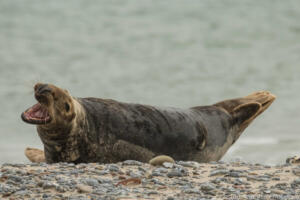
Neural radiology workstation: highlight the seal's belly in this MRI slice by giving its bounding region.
[107,104,208,158]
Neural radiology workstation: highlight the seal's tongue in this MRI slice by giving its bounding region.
[21,103,51,124]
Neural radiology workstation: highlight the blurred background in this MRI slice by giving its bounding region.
[0,0,299,164]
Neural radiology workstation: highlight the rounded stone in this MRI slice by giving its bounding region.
[77,184,93,193]
[149,155,175,166]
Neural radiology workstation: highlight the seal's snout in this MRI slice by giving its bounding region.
[34,83,53,105]
[35,83,52,95]
[244,91,276,114]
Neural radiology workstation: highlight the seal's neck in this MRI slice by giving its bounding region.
[37,98,88,163]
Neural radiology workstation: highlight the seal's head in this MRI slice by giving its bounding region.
[21,83,76,127]
[214,91,276,143]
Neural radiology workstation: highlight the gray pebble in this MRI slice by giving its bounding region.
[85,178,99,187]
[293,168,300,176]
[129,171,143,178]
[183,188,201,194]
[14,190,30,196]
[42,181,57,189]
[97,170,109,175]
[8,175,23,183]
[200,183,215,191]
[56,185,67,193]
[150,178,165,185]
[147,190,158,195]
[167,197,175,200]
[138,166,147,172]
[42,193,51,198]
[177,161,197,168]
[295,178,300,184]
[163,162,174,168]
[272,177,281,181]
[209,169,229,176]
[247,176,269,182]
[153,167,168,174]
[228,171,243,177]
[123,160,143,166]
[167,169,183,178]
[77,184,93,193]
[107,164,119,172]
[263,190,271,194]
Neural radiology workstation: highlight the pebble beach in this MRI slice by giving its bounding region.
[1,160,300,200]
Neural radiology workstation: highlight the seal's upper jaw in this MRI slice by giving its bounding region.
[21,83,53,125]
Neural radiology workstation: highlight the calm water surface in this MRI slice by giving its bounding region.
[0,0,299,164]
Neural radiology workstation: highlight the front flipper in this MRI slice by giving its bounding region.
[25,147,46,163]
[112,140,155,162]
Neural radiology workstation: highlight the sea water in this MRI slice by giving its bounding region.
[0,0,299,164]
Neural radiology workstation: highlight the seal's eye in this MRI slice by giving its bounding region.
[65,103,70,112]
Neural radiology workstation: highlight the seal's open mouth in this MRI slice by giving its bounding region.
[21,103,51,125]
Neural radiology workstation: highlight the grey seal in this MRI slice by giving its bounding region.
[21,83,275,163]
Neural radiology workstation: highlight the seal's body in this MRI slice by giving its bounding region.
[22,83,275,163]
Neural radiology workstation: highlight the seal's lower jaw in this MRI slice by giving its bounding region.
[21,103,51,125]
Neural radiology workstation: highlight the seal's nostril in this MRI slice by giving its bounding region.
[35,84,52,94]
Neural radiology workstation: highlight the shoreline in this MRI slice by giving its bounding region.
[0,160,300,199]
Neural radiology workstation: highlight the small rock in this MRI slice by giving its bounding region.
[228,171,243,177]
[183,188,201,194]
[163,162,174,168]
[97,170,109,175]
[108,164,119,172]
[42,181,57,189]
[149,155,175,166]
[85,178,99,186]
[56,185,67,193]
[200,183,215,191]
[153,167,168,174]
[129,171,143,178]
[15,190,30,196]
[177,161,197,168]
[8,175,23,183]
[275,183,288,191]
[123,160,143,166]
[144,171,152,179]
[271,189,284,195]
[42,193,50,198]
[293,168,300,176]
[151,171,163,177]
[147,190,158,195]
[292,178,300,185]
[77,184,93,193]
[166,197,175,200]
[167,169,183,178]
[138,166,147,172]
[209,169,229,176]
[272,177,280,181]
[263,190,271,194]
[150,178,165,185]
